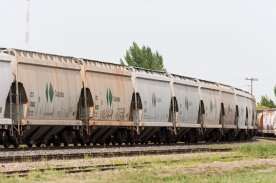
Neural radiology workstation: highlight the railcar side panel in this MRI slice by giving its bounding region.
[246,98,254,129]
[200,88,220,126]
[257,111,264,131]
[18,64,82,120]
[0,60,13,121]
[236,95,247,129]
[136,78,171,123]
[174,84,200,124]
[258,110,276,133]
[221,92,236,126]
[252,101,257,128]
[86,71,133,121]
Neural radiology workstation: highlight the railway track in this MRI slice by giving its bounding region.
[0,140,262,177]
[1,144,235,177]
[4,162,147,177]
[0,144,233,163]
[256,136,276,141]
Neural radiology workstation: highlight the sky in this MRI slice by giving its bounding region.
[1,0,276,101]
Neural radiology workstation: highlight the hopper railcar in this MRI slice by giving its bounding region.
[0,48,257,147]
[257,109,276,136]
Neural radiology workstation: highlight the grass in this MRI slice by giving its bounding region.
[2,141,276,183]
[238,143,276,158]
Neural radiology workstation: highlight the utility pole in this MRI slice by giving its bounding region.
[25,0,31,48]
[245,77,258,94]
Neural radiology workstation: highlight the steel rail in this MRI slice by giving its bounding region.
[0,144,233,163]
[1,146,233,177]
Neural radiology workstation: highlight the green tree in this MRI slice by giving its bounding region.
[121,42,165,71]
[258,95,276,108]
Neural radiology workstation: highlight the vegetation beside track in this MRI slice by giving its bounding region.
[1,139,276,183]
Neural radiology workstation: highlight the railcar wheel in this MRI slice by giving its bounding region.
[10,136,19,148]
[36,142,42,147]
[104,137,111,145]
[2,131,10,148]
[53,135,61,147]
[115,130,128,145]
[185,129,198,144]
[53,142,61,147]
[26,142,33,148]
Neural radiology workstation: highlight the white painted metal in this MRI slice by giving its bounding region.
[235,95,248,129]
[134,70,171,123]
[221,91,236,126]
[174,83,200,125]
[0,55,13,123]
[200,88,221,125]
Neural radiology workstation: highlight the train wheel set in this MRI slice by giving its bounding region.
[0,48,257,148]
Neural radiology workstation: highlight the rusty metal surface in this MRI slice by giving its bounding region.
[84,60,133,122]
[257,110,276,133]
[16,51,82,121]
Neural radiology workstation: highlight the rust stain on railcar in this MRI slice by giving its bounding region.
[15,51,83,121]
[257,109,276,132]
[84,60,133,122]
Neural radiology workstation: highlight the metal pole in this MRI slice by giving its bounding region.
[245,77,258,95]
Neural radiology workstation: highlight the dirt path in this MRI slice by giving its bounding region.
[179,159,276,174]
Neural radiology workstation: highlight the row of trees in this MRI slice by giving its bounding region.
[257,87,276,109]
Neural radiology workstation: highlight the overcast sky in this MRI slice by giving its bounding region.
[1,0,276,101]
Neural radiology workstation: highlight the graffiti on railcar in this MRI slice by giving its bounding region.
[100,109,113,120]
[27,91,36,117]
[97,88,124,120]
[115,108,126,120]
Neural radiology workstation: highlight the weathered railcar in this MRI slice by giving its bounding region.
[0,49,84,147]
[130,68,175,143]
[171,74,201,142]
[82,59,134,144]
[235,89,256,138]
[0,48,257,147]
[257,109,276,135]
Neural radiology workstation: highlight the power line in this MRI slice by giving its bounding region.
[245,77,258,95]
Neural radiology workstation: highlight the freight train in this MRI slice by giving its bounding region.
[0,48,257,148]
